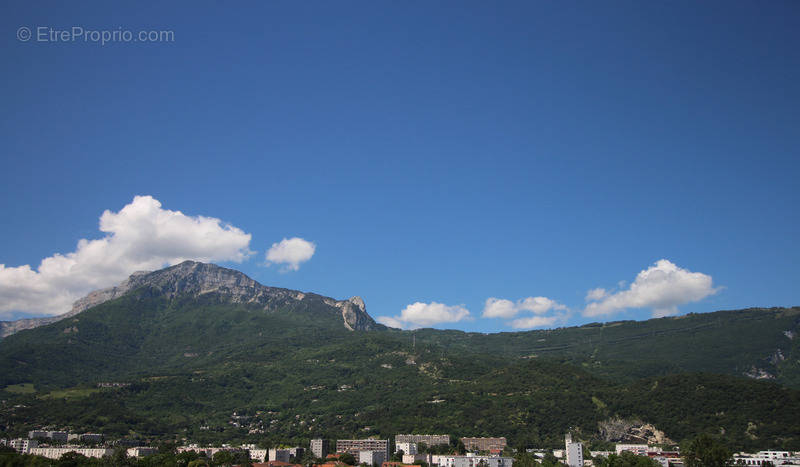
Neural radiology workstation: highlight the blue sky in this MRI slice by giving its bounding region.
[1,1,798,332]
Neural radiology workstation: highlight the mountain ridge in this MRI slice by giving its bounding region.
[0,260,377,337]
[0,262,799,449]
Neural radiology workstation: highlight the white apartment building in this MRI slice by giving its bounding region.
[28,447,114,460]
[337,439,390,459]
[10,439,37,453]
[616,445,650,456]
[566,434,583,467]
[127,447,158,458]
[311,439,330,458]
[405,454,434,465]
[360,450,387,466]
[397,442,418,455]
[177,446,236,458]
[250,449,268,462]
[734,451,800,466]
[431,453,514,467]
[396,435,450,447]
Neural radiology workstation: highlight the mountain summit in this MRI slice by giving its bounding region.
[0,261,378,337]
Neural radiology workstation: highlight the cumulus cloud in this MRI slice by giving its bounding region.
[265,237,316,272]
[482,298,517,318]
[376,302,471,329]
[482,296,568,329]
[482,296,567,318]
[583,259,719,318]
[0,195,253,319]
[585,288,608,301]
[510,315,560,329]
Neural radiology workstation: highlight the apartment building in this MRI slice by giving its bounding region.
[461,438,507,453]
[10,439,37,454]
[127,447,158,458]
[565,434,583,467]
[28,447,114,460]
[395,435,450,447]
[312,439,330,458]
[615,444,649,456]
[270,448,305,462]
[432,453,513,467]
[396,442,418,455]
[360,450,387,466]
[337,439,390,459]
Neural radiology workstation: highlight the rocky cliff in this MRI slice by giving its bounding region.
[0,261,378,337]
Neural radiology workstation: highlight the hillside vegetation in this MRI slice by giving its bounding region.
[1,265,799,451]
[413,307,800,386]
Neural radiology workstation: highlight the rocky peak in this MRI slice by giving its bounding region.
[348,296,366,310]
[1,261,378,337]
[329,296,374,331]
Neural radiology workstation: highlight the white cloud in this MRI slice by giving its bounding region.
[0,195,253,319]
[482,298,517,318]
[375,316,405,329]
[482,296,568,330]
[585,288,608,301]
[482,296,567,318]
[583,259,719,318]
[510,315,560,329]
[265,237,316,272]
[376,302,471,329]
[519,296,567,314]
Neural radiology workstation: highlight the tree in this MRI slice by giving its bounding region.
[232,450,253,467]
[513,451,540,467]
[455,441,466,455]
[596,452,659,467]
[212,450,235,466]
[177,450,201,466]
[541,452,561,467]
[683,434,732,467]
[107,446,134,467]
[57,452,91,467]
[339,453,357,465]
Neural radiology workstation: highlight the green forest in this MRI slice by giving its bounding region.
[1,290,799,451]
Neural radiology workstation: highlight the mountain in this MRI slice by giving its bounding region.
[0,260,378,338]
[0,262,799,450]
[412,306,800,388]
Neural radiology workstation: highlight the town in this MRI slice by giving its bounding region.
[2,431,799,467]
